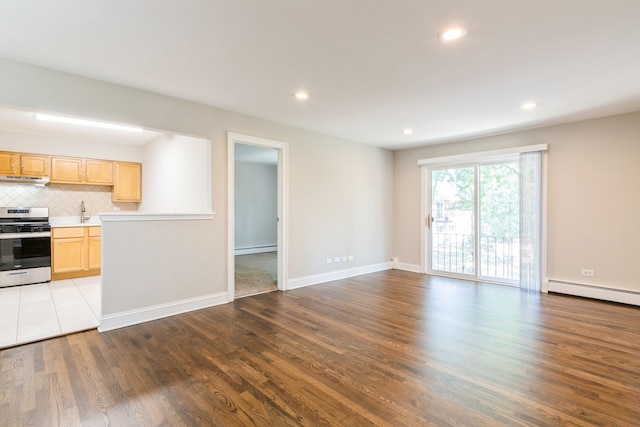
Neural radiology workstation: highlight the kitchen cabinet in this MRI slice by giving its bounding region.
[52,226,101,280]
[87,227,102,270]
[85,159,114,185]
[0,151,50,176]
[2,149,142,202]
[113,161,142,202]
[0,152,14,175]
[50,156,113,185]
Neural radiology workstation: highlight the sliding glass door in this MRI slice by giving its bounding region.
[428,157,530,286]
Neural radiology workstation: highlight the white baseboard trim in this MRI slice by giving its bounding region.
[99,291,229,332]
[395,262,423,273]
[548,280,640,306]
[287,262,392,290]
[541,279,550,293]
[235,246,277,256]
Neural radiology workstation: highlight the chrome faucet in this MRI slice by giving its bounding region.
[81,201,91,223]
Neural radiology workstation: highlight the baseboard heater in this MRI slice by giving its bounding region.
[547,280,640,307]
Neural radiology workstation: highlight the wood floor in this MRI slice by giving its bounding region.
[1,270,639,426]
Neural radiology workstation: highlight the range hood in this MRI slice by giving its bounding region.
[0,175,50,187]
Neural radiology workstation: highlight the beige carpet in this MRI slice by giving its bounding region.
[235,251,277,298]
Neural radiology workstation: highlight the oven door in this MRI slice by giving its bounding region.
[0,232,51,287]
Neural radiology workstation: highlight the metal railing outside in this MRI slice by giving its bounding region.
[431,233,520,282]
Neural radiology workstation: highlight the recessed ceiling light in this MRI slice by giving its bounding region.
[439,26,468,42]
[294,91,309,100]
[521,101,539,110]
[34,113,143,132]
[402,128,413,135]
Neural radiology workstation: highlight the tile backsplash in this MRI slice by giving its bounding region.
[0,183,138,217]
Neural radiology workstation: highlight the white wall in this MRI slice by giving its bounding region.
[289,134,393,278]
[0,58,394,324]
[99,214,221,330]
[234,161,277,250]
[393,111,640,294]
[0,128,143,162]
[139,133,211,213]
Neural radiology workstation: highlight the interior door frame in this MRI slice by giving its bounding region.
[227,132,289,301]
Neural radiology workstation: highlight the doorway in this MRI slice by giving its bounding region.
[227,133,288,301]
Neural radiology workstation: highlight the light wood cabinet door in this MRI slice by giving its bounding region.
[52,237,85,273]
[20,154,50,176]
[87,227,101,270]
[88,236,101,270]
[51,157,83,183]
[85,159,113,185]
[0,152,19,175]
[113,162,142,202]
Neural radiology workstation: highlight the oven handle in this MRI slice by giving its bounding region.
[0,232,51,239]
[8,271,29,276]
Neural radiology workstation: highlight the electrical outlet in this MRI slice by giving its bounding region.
[334,257,340,263]
[326,258,332,264]
[342,256,347,262]
[348,256,354,262]
[581,269,595,277]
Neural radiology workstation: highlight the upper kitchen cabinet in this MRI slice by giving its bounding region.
[21,154,50,176]
[51,156,113,185]
[0,152,16,175]
[0,151,50,176]
[85,159,114,185]
[113,161,142,202]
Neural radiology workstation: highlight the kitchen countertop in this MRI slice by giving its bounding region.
[50,216,101,227]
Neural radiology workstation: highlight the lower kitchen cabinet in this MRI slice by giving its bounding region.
[87,227,102,270]
[52,226,101,280]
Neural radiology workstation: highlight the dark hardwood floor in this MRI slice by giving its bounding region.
[1,270,639,426]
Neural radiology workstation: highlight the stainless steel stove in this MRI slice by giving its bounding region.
[0,207,51,287]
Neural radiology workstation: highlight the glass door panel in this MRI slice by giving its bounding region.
[430,166,475,276]
[478,160,520,284]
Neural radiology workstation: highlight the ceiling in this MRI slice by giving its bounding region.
[0,106,163,146]
[0,1,639,150]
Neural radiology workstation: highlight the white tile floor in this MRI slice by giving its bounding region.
[0,276,100,349]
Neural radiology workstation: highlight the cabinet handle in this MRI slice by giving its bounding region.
[11,163,14,173]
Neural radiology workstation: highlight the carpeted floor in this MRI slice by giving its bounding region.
[235,251,277,298]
